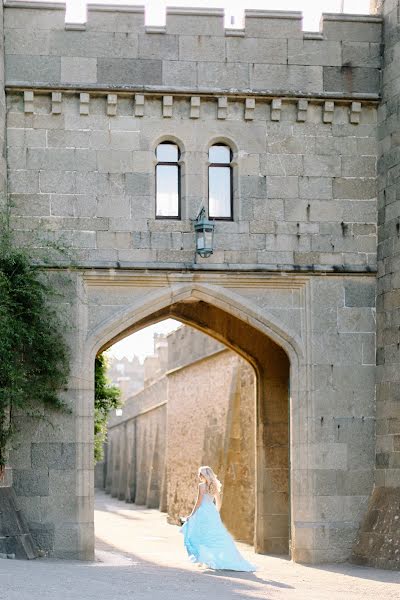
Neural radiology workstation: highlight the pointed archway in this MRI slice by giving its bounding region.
[90,293,292,555]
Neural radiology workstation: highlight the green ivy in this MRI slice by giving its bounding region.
[94,353,122,463]
[0,233,71,474]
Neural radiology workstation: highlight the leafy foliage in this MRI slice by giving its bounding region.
[0,235,70,474]
[94,353,122,463]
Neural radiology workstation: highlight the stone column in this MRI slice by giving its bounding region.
[352,0,400,570]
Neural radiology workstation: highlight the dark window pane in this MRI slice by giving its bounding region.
[156,143,179,162]
[156,165,179,217]
[209,145,231,164]
[209,166,231,218]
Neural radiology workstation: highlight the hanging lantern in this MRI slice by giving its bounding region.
[194,207,215,258]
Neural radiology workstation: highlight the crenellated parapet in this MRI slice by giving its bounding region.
[3,2,383,98]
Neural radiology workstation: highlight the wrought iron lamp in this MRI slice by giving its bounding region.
[194,207,215,258]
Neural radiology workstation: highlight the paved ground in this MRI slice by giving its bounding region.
[1,490,399,600]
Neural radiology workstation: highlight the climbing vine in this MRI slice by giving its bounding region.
[94,353,122,463]
[0,227,71,476]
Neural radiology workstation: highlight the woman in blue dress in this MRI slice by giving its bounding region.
[179,465,256,571]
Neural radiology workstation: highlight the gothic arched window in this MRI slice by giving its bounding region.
[156,142,181,219]
[208,144,233,220]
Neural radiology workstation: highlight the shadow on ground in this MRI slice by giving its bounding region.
[95,535,291,598]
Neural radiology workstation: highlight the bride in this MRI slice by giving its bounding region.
[179,465,256,571]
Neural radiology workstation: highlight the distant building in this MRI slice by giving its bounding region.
[107,356,144,402]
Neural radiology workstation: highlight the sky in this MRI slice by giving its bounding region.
[66,1,372,30]
[107,319,182,362]
[66,0,371,360]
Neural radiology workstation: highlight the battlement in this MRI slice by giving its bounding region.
[3,2,383,98]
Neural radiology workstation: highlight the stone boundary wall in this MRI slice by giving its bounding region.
[4,4,382,98]
[105,377,167,508]
[166,324,224,372]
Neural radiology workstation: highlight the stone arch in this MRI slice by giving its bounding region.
[80,281,303,558]
[88,282,302,367]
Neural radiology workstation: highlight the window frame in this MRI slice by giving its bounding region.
[155,141,181,220]
[207,144,233,221]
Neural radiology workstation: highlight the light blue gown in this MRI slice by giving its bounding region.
[179,487,257,571]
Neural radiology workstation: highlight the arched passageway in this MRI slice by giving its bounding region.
[97,299,290,556]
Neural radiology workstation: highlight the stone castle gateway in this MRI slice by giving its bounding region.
[0,0,399,569]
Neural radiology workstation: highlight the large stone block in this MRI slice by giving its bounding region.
[31,443,76,470]
[162,60,197,87]
[342,42,381,68]
[299,177,333,200]
[323,19,382,43]
[5,29,50,56]
[166,11,224,36]
[6,55,60,83]
[126,173,151,195]
[97,150,133,173]
[288,39,341,66]
[61,57,97,84]
[4,8,66,30]
[50,30,138,59]
[338,307,376,332]
[197,62,250,89]
[342,156,377,177]
[9,193,50,217]
[323,66,381,95]
[47,129,90,149]
[40,171,76,194]
[333,178,376,199]
[267,176,298,198]
[8,171,39,194]
[97,59,162,86]
[179,35,225,62]
[226,37,287,64]
[303,155,341,177]
[344,280,376,307]
[240,175,267,198]
[138,33,178,60]
[261,154,303,176]
[86,10,144,33]
[244,12,303,39]
[13,469,49,497]
[250,64,323,93]
[97,195,130,218]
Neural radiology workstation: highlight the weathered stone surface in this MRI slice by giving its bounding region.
[345,280,376,307]
[324,66,381,95]
[6,54,60,82]
[97,58,162,86]
[288,40,342,66]
[0,3,390,569]
[352,488,400,570]
[13,470,49,497]
[31,443,76,470]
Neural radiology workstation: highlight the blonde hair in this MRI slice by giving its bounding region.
[198,465,222,496]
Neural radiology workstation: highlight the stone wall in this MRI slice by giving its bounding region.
[106,377,167,508]
[4,5,380,273]
[4,7,382,96]
[1,3,384,565]
[102,325,256,544]
[166,349,255,544]
[352,0,400,570]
